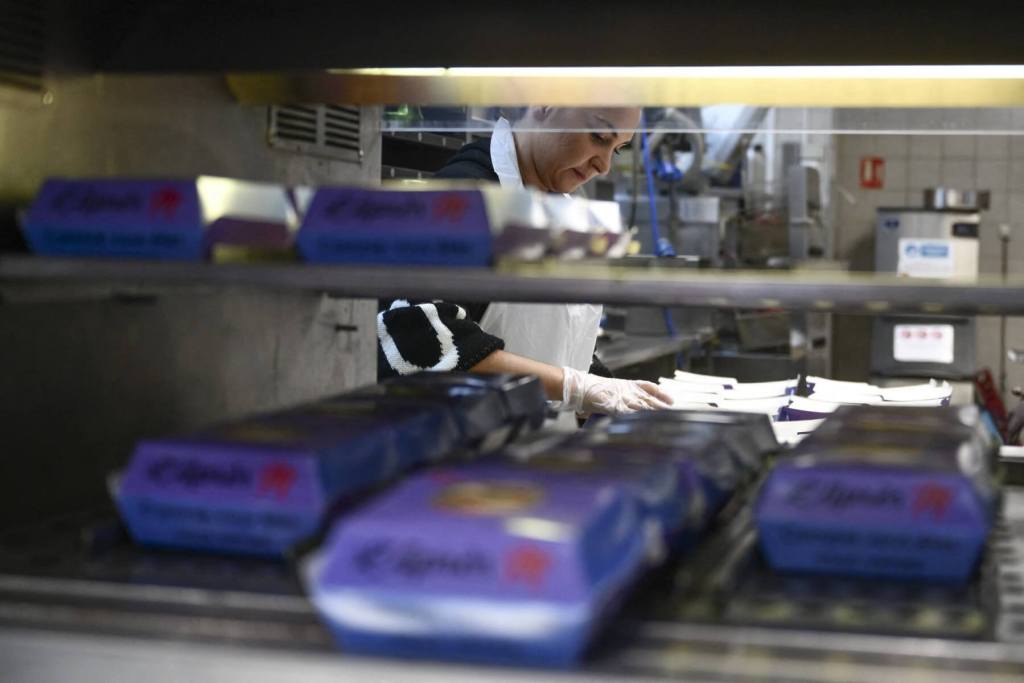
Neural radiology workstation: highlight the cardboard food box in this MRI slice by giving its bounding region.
[23,176,298,260]
[304,462,647,667]
[113,399,454,557]
[756,405,998,583]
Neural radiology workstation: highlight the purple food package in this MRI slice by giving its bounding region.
[370,372,547,450]
[756,405,998,583]
[304,462,647,667]
[22,178,204,259]
[575,427,737,528]
[500,446,698,562]
[286,395,461,470]
[22,176,298,261]
[296,186,493,266]
[605,411,773,481]
[113,399,450,557]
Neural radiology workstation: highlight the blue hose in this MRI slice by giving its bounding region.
[640,127,676,259]
[639,120,681,359]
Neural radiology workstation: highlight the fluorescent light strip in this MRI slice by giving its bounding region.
[347,65,1024,79]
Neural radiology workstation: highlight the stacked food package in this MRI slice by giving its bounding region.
[756,404,999,583]
[110,373,782,666]
[21,178,628,265]
[112,373,546,557]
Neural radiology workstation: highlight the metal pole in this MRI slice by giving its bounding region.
[1000,223,1012,397]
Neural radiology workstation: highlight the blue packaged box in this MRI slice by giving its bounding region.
[577,427,739,527]
[283,395,462,470]
[304,462,647,667]
[610,410,778,472]
[502,446,698,562]
[22,176,298,260]
[112,398,454,557]
[363,373,547,452]
[756,405,998,583]
[296,186,493,266]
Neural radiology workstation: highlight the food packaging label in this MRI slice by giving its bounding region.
[23,177,298,260]
[297,187,492,266]
[757,465,991,582]
[305,463,646,666]
[756,405,997,582]
[23,178,204,259]
[114,402,446,556]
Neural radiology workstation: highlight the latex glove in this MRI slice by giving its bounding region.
[562,366,674,416]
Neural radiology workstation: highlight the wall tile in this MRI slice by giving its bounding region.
[1011,195,1024,225]
[908,159,942,190]
[909,135,944,159]
[978,109,1013,129]
[977,160,1010,191]
[841,133,878,158]
[979,218,1007,274]
[978,135,1012,160]
[882,159,909,191]
[1011,161,1024,192]
[1012,136,1024,159]
[874,189,910,210]
[976,315,1002,370]
[875,134,910,158]
[941,135,976,159]
[938,109,980,129]
[987,194,1011,223]
[940,159,976,188]
[1010,227,1024,261]
[837,154,863,188]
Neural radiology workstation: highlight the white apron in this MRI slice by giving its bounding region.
[480,118,603,413]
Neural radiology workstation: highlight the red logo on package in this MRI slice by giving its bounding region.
[859,157,885,189]
[432,194,469,222]
[149,187,184,218]
[912,483,953,519]
[504,544,552,588]
[258,462,297,499]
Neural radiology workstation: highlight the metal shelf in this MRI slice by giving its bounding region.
[384,130,468,150]
[596,333,710,372]
[3,486,1024,682]
[3,256,1024,315]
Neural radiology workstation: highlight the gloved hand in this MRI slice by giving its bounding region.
[562,366,674,416]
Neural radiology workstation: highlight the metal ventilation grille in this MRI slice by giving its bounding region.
[0,0,45,92]
[268,105,363,162]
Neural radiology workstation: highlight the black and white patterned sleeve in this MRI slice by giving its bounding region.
[376,299,505,379]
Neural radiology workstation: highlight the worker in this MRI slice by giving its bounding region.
[377,107,672,416]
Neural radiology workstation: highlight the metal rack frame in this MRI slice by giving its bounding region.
[4,256,1024,315]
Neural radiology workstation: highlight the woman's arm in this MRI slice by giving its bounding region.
[471,349,565,400]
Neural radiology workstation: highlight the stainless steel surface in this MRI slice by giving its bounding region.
[5,257,1024,314]
[874,209,980,277]
[2,483,1023,682]
[0,628,668,683]
[924,187,991,211]
[596,333,708,372]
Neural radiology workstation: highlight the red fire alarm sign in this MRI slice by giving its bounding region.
[860,156,885,189]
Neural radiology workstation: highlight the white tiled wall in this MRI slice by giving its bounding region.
[832,108,1024,404]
